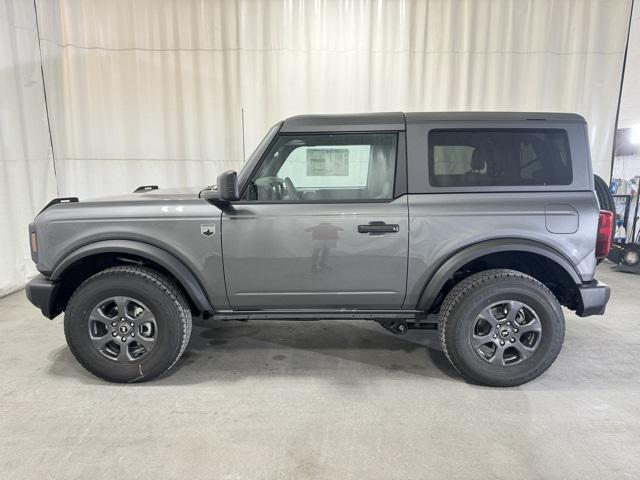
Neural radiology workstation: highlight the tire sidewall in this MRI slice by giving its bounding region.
[446,277,565,386]
[65,271,186,382]
[594,174,615,213]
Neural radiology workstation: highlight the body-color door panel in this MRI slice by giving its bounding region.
[221,198,409,310]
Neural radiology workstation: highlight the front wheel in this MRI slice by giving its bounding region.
[64,266,192,383]
[439,269,565,387]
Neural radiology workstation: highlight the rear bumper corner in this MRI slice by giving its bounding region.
[575,280,610,317]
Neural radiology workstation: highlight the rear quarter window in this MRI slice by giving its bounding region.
[428,129,573,187]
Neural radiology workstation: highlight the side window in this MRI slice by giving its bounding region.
[428,129,573,187]
[244,133,397,201]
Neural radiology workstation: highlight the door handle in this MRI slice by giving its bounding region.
[357,221,400,235]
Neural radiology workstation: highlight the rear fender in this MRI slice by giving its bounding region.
[416,238,582,312]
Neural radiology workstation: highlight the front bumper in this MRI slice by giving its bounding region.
[575,280,610,317]
[25,274,61,319]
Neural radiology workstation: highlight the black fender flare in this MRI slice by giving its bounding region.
[416,238,582,311]
[50,240,213,312]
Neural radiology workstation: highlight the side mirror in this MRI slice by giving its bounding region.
[217,170,239,201]
[201,170,239,203]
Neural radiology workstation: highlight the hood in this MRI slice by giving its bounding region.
[36,186,209,218]
[86,186,205,203]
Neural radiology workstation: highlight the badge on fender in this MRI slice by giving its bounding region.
[200,224,216,237]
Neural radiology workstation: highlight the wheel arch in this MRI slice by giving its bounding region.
[417,238,582,313]
[50,240,214,315]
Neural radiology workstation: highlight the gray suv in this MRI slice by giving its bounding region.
[26,112,612,386]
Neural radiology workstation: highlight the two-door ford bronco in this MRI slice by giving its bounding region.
[26,112,612,386]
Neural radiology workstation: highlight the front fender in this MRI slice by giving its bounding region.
[50,240,213,313]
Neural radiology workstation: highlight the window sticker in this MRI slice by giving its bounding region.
[306,149,349,176]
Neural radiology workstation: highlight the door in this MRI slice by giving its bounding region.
[221,131,408,310]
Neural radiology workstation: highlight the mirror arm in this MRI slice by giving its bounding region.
[200,189,229,204]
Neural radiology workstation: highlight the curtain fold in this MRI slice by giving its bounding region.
[0,0,633,295]
[0,0,58,296]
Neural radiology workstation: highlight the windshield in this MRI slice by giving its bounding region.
[237,122,282,188]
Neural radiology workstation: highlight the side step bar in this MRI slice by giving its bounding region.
[210,310,439,335]
[212,309,427,321]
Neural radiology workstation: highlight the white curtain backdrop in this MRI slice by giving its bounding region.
[0,0,58,296]
[0,0,634,295]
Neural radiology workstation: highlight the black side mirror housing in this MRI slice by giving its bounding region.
[201,170,239,203]
[217,170,239,201]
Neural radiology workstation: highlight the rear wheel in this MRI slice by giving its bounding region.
[439,269,565,387]
[64,266,192,383]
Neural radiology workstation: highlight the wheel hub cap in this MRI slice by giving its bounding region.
[87,296,158,362]
[624,250,639,265]
[471,300,542,366]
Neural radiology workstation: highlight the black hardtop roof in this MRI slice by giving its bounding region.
[280,111,586,132]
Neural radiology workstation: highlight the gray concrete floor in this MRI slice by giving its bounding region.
[0,264,639,479]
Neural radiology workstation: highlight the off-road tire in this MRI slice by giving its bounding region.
[64,266,192,383]
[594,174,615,214]
[594,174,616,265]
[439,269,565,387]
